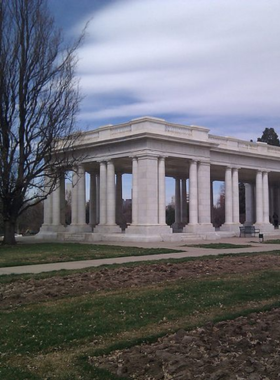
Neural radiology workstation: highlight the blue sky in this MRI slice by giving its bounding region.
[49,0,280,142]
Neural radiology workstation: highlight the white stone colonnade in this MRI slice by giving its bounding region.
[38,117,280,241]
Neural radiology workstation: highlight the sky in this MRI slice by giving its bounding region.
[49,0,280,203]
[48,0,280,142]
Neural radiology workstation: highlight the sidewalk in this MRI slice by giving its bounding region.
[1,237,280,276]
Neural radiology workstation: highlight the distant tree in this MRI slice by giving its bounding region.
[257,128,280,146]
[65,189,72,225]
[123,199,132,225]
[0,0,85,244]
[17,202,43,234]
[166,204,175,226]
[212,185,225,227]
[239,182,245,224]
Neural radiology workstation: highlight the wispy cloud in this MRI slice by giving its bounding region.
[74,0,280,140]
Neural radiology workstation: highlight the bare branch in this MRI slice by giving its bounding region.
[0,0,86,244]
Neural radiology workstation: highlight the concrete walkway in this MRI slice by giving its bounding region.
[1,236,280,276]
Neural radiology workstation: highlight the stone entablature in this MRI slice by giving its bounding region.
[77,117,210,147]
[38,116,280,242]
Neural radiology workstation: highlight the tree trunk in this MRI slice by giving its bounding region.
[3,220,16,245]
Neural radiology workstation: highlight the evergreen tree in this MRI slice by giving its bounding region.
[257,128,280,146]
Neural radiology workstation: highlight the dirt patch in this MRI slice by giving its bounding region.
[1,253,280,309]
[2,253,280,378]
[92,308,280,379]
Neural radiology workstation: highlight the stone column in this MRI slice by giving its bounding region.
[181,179,187,225]
[224,167,233,224]
[71,170,78,225]
[43,193,52,226]
[99,161,107,225]
[255,170,263,224]
[94,160,121,234]
[68,165,91,232]
[116,172,123,226]
[37,174,66,237]
[232,168,240,224]
[254,171,273,231]
[210,180,214,224]
[127,154,171,236]
[96,174,100,224]
[131,157,138,225]
[245,183,254,225]
[59,175,65,226]
[77,166,86,225]
[197,161,212,226]
[269,187,274,220]
[106,160,116,225]
[252,184,256,223]
[220,166,239,232]
[263,171,269,224]
[188,160,198,225]
[158,157,166,225]
[138,155,159,225]
[43,176,52,226]
[52,180,62,226]
[89,173,97,227]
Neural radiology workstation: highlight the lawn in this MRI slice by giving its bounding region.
[184,242,252,249]
[1,252,280,379]
[264,239,280,244]
[0,243,182,267]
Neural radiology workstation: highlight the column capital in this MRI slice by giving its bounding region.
[198,160,210,166]
[256,169,270,174]
[137,154,159,161]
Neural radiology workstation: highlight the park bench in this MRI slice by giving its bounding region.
[239,225,260,237]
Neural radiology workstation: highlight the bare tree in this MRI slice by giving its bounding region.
[17,201,43,234]
[0,0,84,244]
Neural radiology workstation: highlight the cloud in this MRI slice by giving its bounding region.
[75,0,280,139]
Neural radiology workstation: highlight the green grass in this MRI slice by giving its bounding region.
[0,243,181,267]
[184,242,252,249]
[1,265,280,379]
[264,239,280,244]
[1,249,280,285]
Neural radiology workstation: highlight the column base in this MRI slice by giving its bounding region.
[36,224,66,239]
[243,221,254,226]
[94,224,122,234]
[220,223,241,232]
[171,222,185,232]
[67,224,92,233]
[254,223,274,233]
[126,224,172,236]
[183,223,215,233]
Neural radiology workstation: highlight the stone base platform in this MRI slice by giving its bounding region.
[55,230,240,243]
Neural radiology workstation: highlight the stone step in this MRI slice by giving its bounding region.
[62,233,86,241]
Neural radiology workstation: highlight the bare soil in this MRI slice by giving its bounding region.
[1,254,280,309]
[2,253,280,379]
[93,308,280,379]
